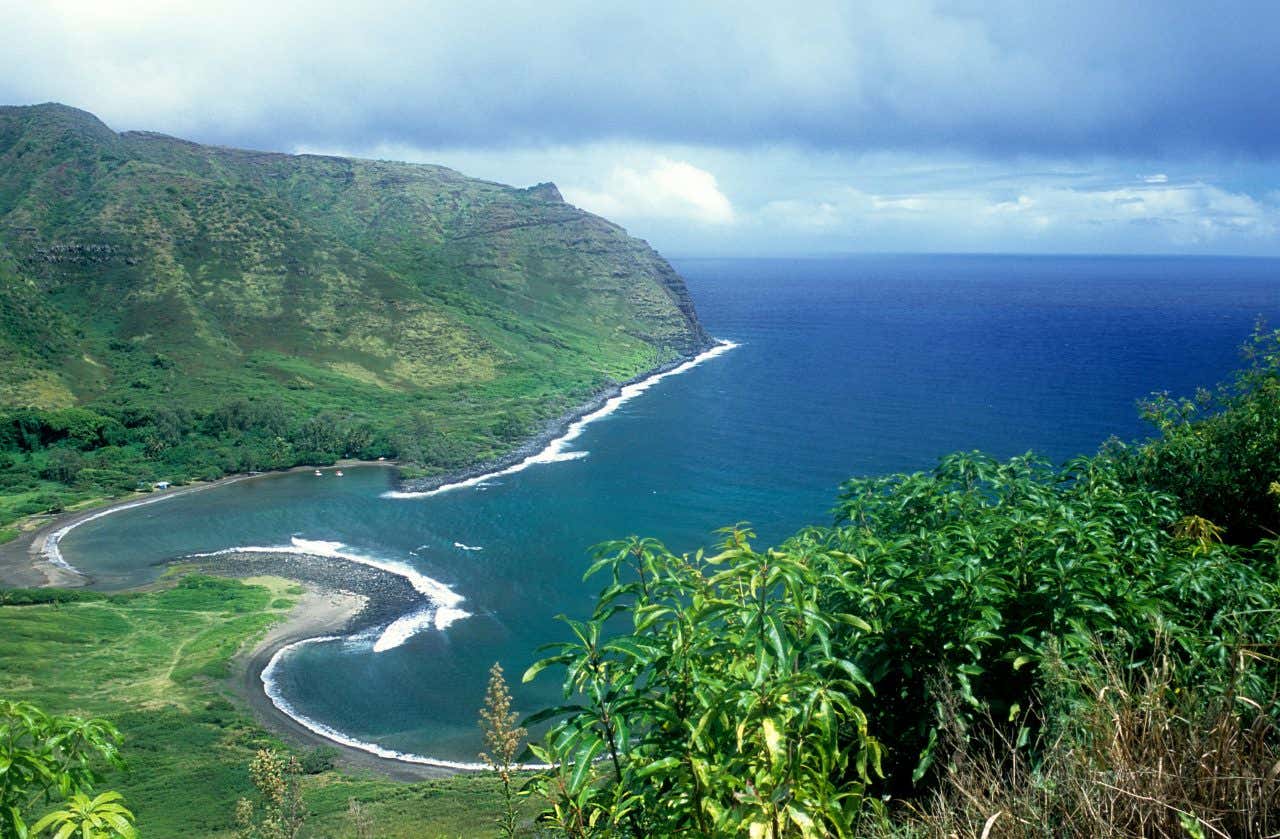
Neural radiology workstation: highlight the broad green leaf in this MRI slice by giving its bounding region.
[568,737,604,794]
[762,717,784,765]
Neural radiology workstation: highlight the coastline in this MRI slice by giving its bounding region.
[225,567,454,781]
[0,340,735,776]
[0,341,730,588]
[0,459,394,589]
[393,340,730,497]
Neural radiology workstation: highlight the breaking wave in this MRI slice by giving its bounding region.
[260,635,553,770]
[187,537,470,652]
[382,340,738,500]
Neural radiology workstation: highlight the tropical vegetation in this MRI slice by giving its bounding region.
[0,102,709,541]
[0,700,132,838]
[521,329,1280,836]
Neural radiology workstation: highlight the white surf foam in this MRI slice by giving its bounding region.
[382,339,738,500]
[188,537,471,651]
[39,479,249,576]
[260,635,551,770]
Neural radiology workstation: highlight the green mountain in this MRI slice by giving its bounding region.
[0,103,709,481]
[0,103,712,526]
[0,103,709,407]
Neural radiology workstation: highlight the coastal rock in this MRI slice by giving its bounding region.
[187,551,421,632]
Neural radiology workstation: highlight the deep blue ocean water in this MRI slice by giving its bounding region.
[59,254,1280,763]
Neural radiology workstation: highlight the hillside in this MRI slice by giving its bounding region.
[0,103,711,529]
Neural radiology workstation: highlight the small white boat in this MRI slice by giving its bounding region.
[314,469,322,476]
[335,470,344,477]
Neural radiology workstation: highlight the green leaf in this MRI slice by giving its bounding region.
[602,636,658,660]
[519,704,584,727]
[568,737,604,794]
[8,807,28,839]
[835,613,873,632]
[636,756,681,778]
[762,717,784,765]
[787,804,817,835]
[521,654,571,684]
[912,728,939,784]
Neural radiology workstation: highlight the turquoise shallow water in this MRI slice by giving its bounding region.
[59,254,1280,763]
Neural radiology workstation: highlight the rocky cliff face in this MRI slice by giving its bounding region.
[0,103,711,417]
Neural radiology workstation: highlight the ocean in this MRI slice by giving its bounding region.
[56,254,1280,764]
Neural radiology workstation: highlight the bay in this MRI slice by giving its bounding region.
[59,254,1280,763]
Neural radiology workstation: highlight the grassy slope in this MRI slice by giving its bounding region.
[0,575,535,837]
[0,103,708,418]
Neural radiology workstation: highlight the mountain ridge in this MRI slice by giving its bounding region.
[0,103,709,408]
[0,103,711,512]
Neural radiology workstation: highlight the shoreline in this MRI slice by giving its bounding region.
[237,594,454,779]
[0,340,735,776]
[0,459,394,589]
[0,341,729,588]
[220,562,455,780]
[393,340,730,497]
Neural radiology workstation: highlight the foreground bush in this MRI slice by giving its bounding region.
[1134,325,1280,544]
[0,699,134,839]
[524,530,882,837]
[821,451,1278,792]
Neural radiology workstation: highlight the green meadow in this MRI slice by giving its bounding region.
[0,575,535,837]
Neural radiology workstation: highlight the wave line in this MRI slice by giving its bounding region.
[187,538,470,650]
[382,339,738,500]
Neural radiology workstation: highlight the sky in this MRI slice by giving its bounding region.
[2,0,1279,256]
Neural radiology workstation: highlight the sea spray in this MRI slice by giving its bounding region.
[187,537,470,651]
[382,339,739,500]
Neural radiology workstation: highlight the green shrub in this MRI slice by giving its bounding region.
[1134,325,1280,544]
[526,450,1280,832]
[300,746,339,775]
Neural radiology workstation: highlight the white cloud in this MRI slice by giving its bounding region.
[757,178,1280,251]
[562,159,734,225]
[759,199,842,230]
[1142,173,1169,183]
[277,139,1280,256]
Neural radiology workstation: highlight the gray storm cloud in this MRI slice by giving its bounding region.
[3,1,1278,255]
[1,0,1277,157]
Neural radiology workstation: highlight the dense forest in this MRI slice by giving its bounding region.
[0,396,479,538]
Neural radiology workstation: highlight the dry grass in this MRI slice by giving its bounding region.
[870,648,1280,838]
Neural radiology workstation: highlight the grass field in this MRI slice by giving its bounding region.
[0,574,537,837]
